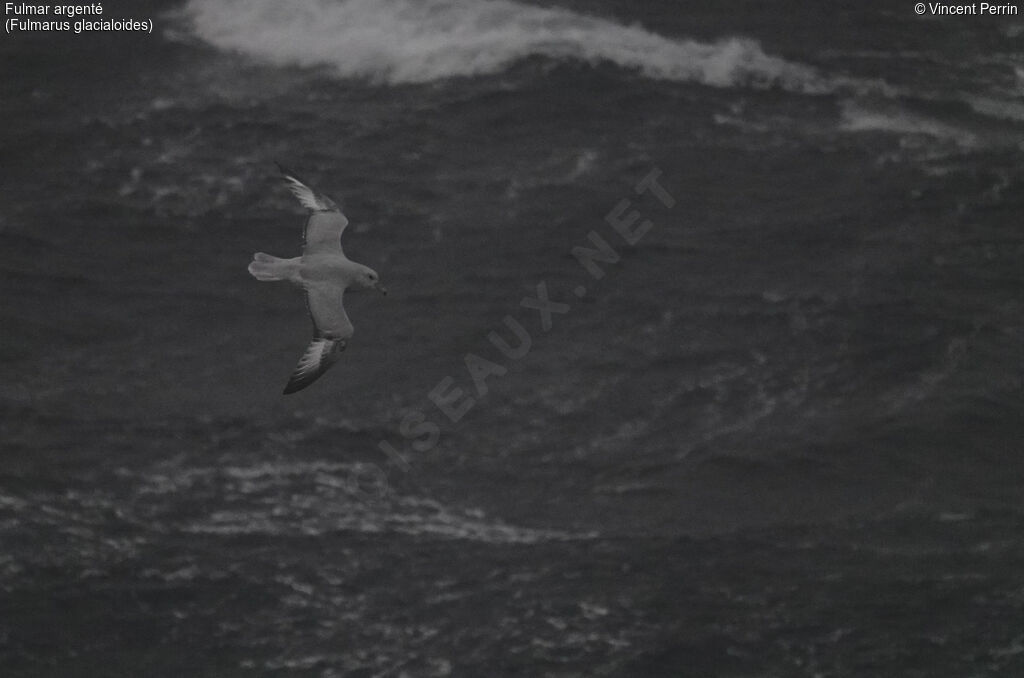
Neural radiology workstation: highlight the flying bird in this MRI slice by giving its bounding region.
[249,164,387,394]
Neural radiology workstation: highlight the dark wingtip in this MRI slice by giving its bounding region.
[282,368,323,395]
[282,370,307,395]
[274,162,315,190]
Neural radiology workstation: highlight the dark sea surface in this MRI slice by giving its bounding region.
[2,1,1023,675]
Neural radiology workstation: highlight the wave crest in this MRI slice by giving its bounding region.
[183,0,828,91]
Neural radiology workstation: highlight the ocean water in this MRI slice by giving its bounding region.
[2,0,1023,675]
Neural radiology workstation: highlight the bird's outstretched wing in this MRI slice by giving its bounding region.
[282,283,354,394]
[276,163,350,255]
[305,284,354,339]
[283,337,347,394]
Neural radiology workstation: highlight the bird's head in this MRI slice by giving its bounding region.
[358,266,387,295]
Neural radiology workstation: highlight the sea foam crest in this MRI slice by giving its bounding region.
[183,0,829,91]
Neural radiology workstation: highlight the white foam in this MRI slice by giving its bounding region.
[966,95,1024,123]
[182,0,829,91]
[839,100,979,147]
[134,459,591,543]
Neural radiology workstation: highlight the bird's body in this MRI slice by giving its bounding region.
[249,165,386,394]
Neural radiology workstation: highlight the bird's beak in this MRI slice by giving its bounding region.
[374,282,388,296]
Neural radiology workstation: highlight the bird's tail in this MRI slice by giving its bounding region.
[248,253,300,282]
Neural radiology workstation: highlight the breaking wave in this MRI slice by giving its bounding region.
[182,0,830,91]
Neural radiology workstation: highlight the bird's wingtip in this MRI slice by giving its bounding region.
[275,162,317,194]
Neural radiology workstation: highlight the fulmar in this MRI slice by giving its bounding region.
[249,164,387,394]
